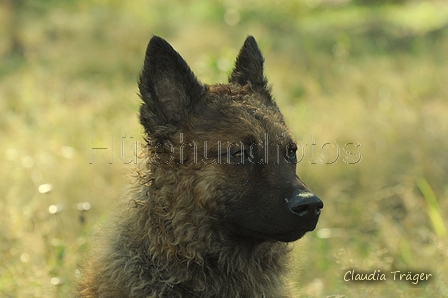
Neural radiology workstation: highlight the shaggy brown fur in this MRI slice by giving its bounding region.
[77,36,323,298]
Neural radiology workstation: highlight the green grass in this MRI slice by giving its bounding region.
[1,0,448,297]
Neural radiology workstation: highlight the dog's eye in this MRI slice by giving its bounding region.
[232,150,245,160]
[286,145,297,160]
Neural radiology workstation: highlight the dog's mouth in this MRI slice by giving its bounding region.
[238,214,321,243]
[278,216,321,242]
[246,227,316,243]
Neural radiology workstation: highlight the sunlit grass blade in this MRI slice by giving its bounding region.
[417,178,447,238]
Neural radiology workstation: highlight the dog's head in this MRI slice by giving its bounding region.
[139,36,323,242]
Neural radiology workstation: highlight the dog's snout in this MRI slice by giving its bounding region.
[287,193,323,217]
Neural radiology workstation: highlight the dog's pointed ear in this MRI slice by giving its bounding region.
[229,36,268,88]
[139,36,204,133]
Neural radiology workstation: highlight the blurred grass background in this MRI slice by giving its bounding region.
[1,0,448,297]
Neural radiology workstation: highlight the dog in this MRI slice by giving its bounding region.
[77,35,323,298]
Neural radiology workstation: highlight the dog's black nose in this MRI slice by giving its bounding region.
[288,193,323,217]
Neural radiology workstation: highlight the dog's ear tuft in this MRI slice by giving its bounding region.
[229,36,268,88]
[139,36,204,134]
